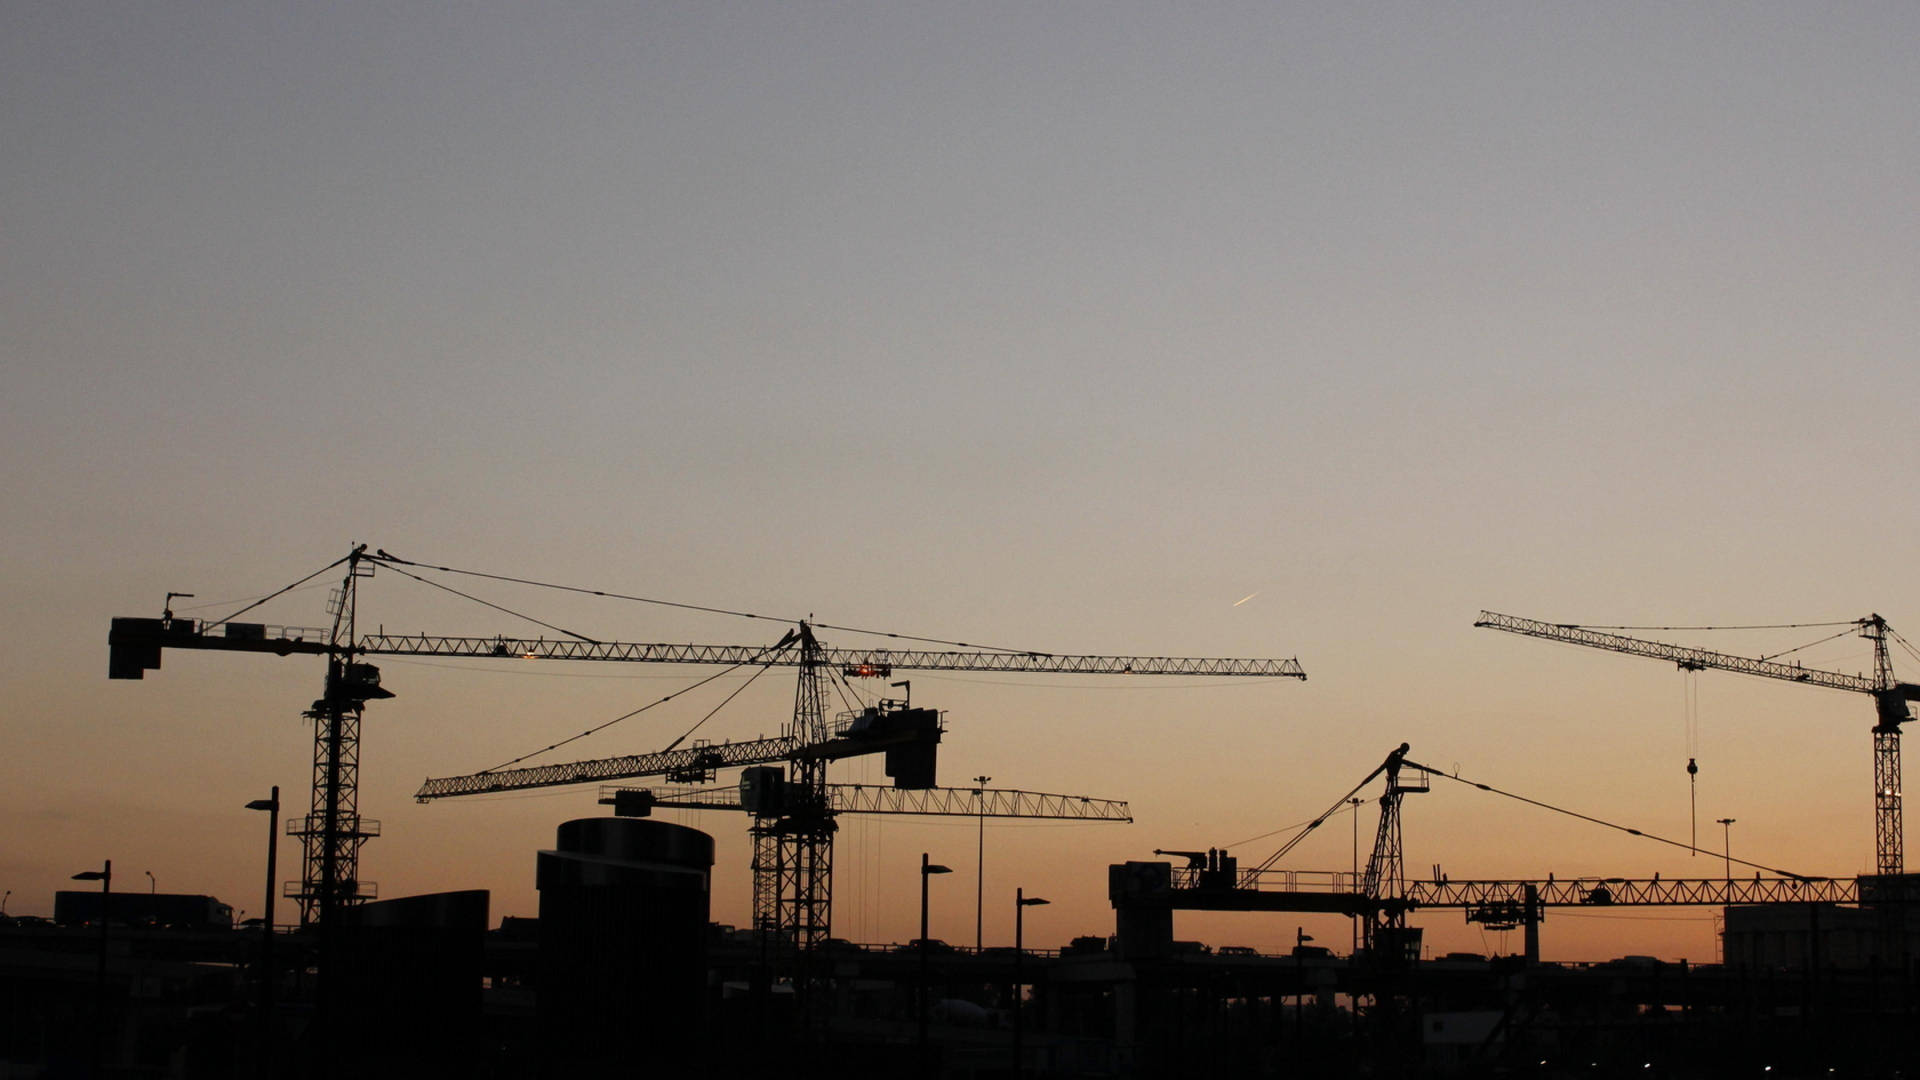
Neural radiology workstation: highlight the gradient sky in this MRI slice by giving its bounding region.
[5,3,1917,962]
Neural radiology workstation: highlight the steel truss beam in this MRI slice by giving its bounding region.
[125,620,1307,679]
[603,782,1131,821]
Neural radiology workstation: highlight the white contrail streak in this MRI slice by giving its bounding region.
[1232,591,1259,607]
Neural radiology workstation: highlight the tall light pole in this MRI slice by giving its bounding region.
[974,775,991,952]
[1349,796,1364,953]
[72,860,111,1077]
[247,787,281,1077]
[919,853,952,1072]
[144,871,155,895]
[1013,888,1049,1077]
[1717,817,1736,886]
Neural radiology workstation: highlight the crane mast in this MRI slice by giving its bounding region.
[1476,610,1920,876]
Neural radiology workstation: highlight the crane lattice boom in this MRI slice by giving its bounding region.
[601,783,1132,821]
[115,619,1305,678]
[1473,611,1881,693]
[418,734,802,800]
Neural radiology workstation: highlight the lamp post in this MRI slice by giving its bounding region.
[1717,817,1736,887]
[919,853,952,1071]
[72,860,111,1076]
[974,775,991,952]
[1350,796,1364,953]
[144,871,155,894]
[1295,926,1315,1042]
[1013,888,1049,1077]
[247,787,280,1078]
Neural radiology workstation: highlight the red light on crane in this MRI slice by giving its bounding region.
[843,663,892,678]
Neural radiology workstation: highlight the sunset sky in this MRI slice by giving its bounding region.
[5,3,1917,962]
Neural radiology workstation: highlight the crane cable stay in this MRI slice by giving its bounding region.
[212,554,980,775]
[1406,759,1813,880]
[477,641,797,775]
[352,565,937,775]
[1240,747,1810,886]
[362,549,1063,656]
[1241,743,1414,879]
[351,550,1289,772]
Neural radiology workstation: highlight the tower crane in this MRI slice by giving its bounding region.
[109,544,1306,935]
[1475,610,1920,876]
[417,618,1301,963]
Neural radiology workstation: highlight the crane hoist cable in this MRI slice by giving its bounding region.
[1683,669,1699,856]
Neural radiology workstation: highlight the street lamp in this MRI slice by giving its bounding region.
[1013,888,1049,1077]
[72,860,111,1076]
[1350,796,1364,952]
[145,871,155,895]
[919,853,952,1071]
[247,786,281,1078]
[974,775,991,952]
[1717,818,1736,886]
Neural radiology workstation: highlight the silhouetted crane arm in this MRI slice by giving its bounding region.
[416,733,802,799]
[113,618,1305,678]
[1473,611,1881,693]
[601,783,1132,821]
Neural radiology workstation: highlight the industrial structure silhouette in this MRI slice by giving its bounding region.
[6,549,1913,1075]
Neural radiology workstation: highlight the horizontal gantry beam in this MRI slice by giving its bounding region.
[1168,868,1858,908]
[1404,876,1858,907]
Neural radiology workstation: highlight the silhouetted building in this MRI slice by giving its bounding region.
[333,889,490,1068]
[52,890,232,929]
[537,817,713,1066]
[1723,901,1920,969]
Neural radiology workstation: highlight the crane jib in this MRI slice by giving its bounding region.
[111,618,1307,678]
